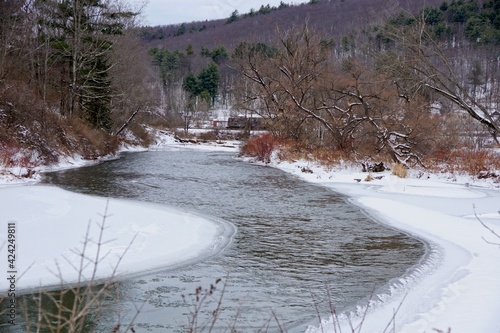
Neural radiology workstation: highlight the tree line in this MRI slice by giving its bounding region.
[0,0,160,164]
[2,0,499,167]
[147,0,500,165]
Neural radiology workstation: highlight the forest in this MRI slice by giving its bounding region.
[1,0,500,174]
[0,0,157,168]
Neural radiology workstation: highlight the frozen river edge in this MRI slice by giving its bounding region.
[272,160,500,333]
[0,185,236,294]
[1,138,500,333]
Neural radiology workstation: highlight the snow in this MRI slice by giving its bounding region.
[1,131,500,333]
[0,185,233,292]
[0,133,239,293]
[273,160,500,333]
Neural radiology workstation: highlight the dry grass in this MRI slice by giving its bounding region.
[424,148,500,179]
[275,141,351,167]
[196,130,219,141]
[274,137,500,182]
[392,163,408,178]
[310,148,350,167]
[67,118,121,159]
[364,173,374,182]
[275,144,312,163]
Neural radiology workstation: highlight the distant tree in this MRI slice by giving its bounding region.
[422,6,444,25]
[211,46,229,65]
[226,10,239,24]
[175,23,186,36]
[258,4,272,14]
[341,36,350,52]
[465,16,486,40]
[200,46,210,58]
[183,62,220,105]
[200,45,228,65]
[246,8,256,17]
[279,1,290,9]
[155,27,165,39]
[149,47,187,88]
[447,0,478,23]
[233,42,277,59]
[440,1,449,12]
[198,62,220,104]
[388,11,416,26]
[341,34,356,57]
[468,60,484,97]
[183,72,201,97]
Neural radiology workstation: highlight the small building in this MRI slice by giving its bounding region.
[227,115,266,130]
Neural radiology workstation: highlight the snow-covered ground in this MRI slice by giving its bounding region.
[0,135,237,292]
[1,132,500,333]
[272,160,500,333]
[0,185,233,292]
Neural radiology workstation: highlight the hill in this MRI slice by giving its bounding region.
[138,0,500,168]
[1,0,499,174]
[138,0,443,52]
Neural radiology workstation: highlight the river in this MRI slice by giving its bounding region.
[40,148,425,332]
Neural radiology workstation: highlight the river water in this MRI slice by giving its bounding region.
[40,148,425,332]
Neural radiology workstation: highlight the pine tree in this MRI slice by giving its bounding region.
[198,62,220,105]
[34,0,135,131]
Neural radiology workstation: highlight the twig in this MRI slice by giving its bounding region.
[473,204,500,246]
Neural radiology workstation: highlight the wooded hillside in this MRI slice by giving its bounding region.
[1,0,499,173]
[139,0,443,50]
[139,0,499,168]
[0,0,159,171]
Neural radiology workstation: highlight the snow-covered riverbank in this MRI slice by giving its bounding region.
[1,135,499,332]
[0,137,238,292]
[0,185,234,292]
[272,160,500,333]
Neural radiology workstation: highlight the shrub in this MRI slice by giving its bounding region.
[197,130,219,141]
[241,133,276,163]
[426,148,500,178]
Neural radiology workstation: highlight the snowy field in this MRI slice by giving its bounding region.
[1,135,500,333]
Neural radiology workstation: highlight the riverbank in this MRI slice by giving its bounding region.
[0,185,234,293]
[1,133,499,332]
[0,135,238,293]
[270,159,500,333]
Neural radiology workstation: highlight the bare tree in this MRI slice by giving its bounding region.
[0,0,30,82]
[233,25,430,164]
[375,11,500,145]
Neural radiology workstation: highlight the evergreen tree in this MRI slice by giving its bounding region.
[182,72,201,97]
[200,45,228,65]
[149,47,186,88]
[182,62,220,106]
[198,62,220,104]
[35,0,135,131]
[80,56,113,131]
[226,10,239,24]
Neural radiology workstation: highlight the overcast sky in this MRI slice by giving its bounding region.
[139,0,309,26]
